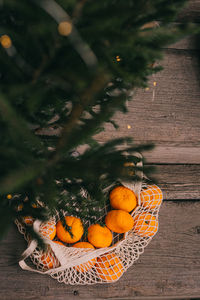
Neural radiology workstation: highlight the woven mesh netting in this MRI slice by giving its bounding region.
[15,181,163,285]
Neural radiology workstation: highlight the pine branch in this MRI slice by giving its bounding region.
[32,54,48,84]
[72,0,88,22]
[49,70,110,165]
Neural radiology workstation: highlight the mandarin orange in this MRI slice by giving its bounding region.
[110,186,137,212]
[23,216,34,225]
[140,185,162,210]
[40,241,64,269]
[133,212,158,237]
[56,216,84,243]
[72,242,96,272]
[87,224,112,248]
[105,210,134,233]
[96,253,124,282]
[39,219,56,240]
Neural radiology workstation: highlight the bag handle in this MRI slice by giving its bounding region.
[18,220,52,274]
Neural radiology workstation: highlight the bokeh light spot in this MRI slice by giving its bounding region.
[0,35,12,49]
[58,21,73,36]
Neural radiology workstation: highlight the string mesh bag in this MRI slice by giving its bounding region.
[16,155,163,285]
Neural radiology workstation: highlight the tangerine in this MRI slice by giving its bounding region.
[133,212,158,237]
[40,241,64,269]
[56,216,84,243]
[105,210,134,233]
[110,186,137,212]
[72,242,96,272]
[23,216,34,225]
[96,253,124,282]
[39,219,56,240]
[87,224,112,248]
[140,184,162,210]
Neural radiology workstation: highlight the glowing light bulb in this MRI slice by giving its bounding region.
[0,35,12,49]
[153,81,157,86]
[58,21,73,36]
[116,55,121,62]
[127,124,131,129]
[7,194,12,199]
[145,87,149,91]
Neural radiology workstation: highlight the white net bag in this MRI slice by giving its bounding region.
[15,156,163,285]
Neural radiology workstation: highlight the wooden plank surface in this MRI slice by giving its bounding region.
[96,49,200,164]
[1,201,200,300]
[150,164,200,200]
[178,0,200,21]
[167,35,198,50]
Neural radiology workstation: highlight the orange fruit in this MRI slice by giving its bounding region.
[23,216,34,225]
[96,253,124,282]
[39,219,56,240]
[32,203,39,208]
[87,224,112,248]
[40,241,64,269]
[109,186,137,212]
[73,241,94,249]
[140,184,163,210]
[105,210,134,233]
[53,241,64,246]
[56,216,84,243]
[72,242,97,272]
[133,212,158,237]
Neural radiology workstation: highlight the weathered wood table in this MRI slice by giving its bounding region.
[0,2,200,299]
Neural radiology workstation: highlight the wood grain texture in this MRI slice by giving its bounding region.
[150,164,200,200]
[165,23,199,51]
[178,0,200,22]
[0,201,200,300]
[167,37,195,50]
[167,35,199,50]
[143,145,200,164]
[95,49,200,164]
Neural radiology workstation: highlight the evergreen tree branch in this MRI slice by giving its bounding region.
[32,54,48,84]
[49,70,111,165]
[72,0,88,22]
[0,94,45,152]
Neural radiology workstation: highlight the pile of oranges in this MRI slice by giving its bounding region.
[23,184,163,282]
